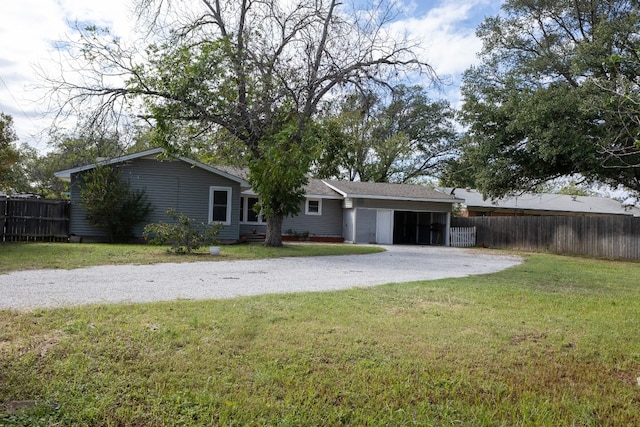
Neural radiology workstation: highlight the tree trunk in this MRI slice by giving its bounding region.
[264,215,284,247]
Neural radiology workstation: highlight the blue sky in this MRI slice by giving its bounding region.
[0,0,502,152]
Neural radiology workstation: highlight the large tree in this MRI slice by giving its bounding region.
[48,0,431,246]
[0,113,20,192]
[315,85,460,183]
[459,0,640,199]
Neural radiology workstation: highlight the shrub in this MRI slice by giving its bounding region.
[79,166,153,243]
[143,209,222,254]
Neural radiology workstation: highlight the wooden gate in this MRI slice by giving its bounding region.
[449,226,477,247]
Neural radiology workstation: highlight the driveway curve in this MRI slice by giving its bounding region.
[0,246,522,310]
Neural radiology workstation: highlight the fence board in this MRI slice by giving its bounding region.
[451,216,640,260]
[1,198,70,242]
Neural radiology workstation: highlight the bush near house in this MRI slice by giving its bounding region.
[143,209,221,254]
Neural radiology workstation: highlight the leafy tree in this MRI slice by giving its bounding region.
[47,0,432,246]
[0,113,20,192]
[438,148,479,190]
[316,85,460,183]
[459,0,640,199]
[78,166,153,243]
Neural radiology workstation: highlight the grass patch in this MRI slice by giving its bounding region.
[0,242,383,273]
[1,253,639,425]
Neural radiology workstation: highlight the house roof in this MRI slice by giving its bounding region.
[54,148,249,186]
[53,147,458,205]
[216,166,343,198]
[440,187,640,216]
[325,180,462,203]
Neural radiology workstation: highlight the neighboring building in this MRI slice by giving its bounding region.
[55,148,462,245]
[439,187,640,217]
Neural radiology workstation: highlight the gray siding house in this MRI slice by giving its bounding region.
[56,148,462,245]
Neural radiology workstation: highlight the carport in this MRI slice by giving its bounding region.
[324,180,462,246]
[393,211,448,245]
[349,207,452,246]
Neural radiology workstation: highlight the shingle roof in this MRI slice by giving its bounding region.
[440,187,640,216]
[305,179,343,198]
[325,180,461,202]
[216,167,341,198]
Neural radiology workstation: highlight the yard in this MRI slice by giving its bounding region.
[0,244,639,425]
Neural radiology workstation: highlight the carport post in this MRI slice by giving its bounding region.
[444,212,451,246]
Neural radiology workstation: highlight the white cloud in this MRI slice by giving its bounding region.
[0,0,501,151]
[0,0,134,150]
[396,0,497,76]
[388,0,500,107]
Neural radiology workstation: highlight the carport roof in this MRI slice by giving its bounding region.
[323,180,462,203]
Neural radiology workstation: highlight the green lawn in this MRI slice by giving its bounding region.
[1,249,639,426]
[0,242,384,273]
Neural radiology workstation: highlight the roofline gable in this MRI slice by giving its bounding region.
[321,181,348,197]
[54,148,249,186]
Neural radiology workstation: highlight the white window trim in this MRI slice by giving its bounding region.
[305,198,322,216]
[209,186,232,225]
[240,195,265,224]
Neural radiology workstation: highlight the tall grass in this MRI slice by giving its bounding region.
[1,253,639,426]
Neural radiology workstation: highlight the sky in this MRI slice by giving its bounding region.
[0,0,502,153]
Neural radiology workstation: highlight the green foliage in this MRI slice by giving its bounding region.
[0,112,20,192]
[10,133,131,198]
[460,0,640,198]
[249,118,319,219]
[79,166,153,243]
[143,209,222,254]
[438,147,479,189]
[315,86,460,183]
[285,229,309,239]
[247,116,322,246]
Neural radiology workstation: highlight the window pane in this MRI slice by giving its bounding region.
[308,200,319,213]
[213,206,227,222]
[212,189,229,223]
[213,191,228,205]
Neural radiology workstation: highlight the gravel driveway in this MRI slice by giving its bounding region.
[0,246,522,310]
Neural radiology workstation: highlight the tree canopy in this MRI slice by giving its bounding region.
[459,0,640,199]
[0,113,20,192]
[47,0,432,246]
[315,85,460,183]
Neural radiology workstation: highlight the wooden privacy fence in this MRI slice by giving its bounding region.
[1,198,70,242]
[450,226,476,247]
[451,216,640,260]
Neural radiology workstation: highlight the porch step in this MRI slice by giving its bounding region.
[243,234,266,243]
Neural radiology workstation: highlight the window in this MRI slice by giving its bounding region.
[305,198,322,215]
[209,187,232,225]
[240,196,264,223]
